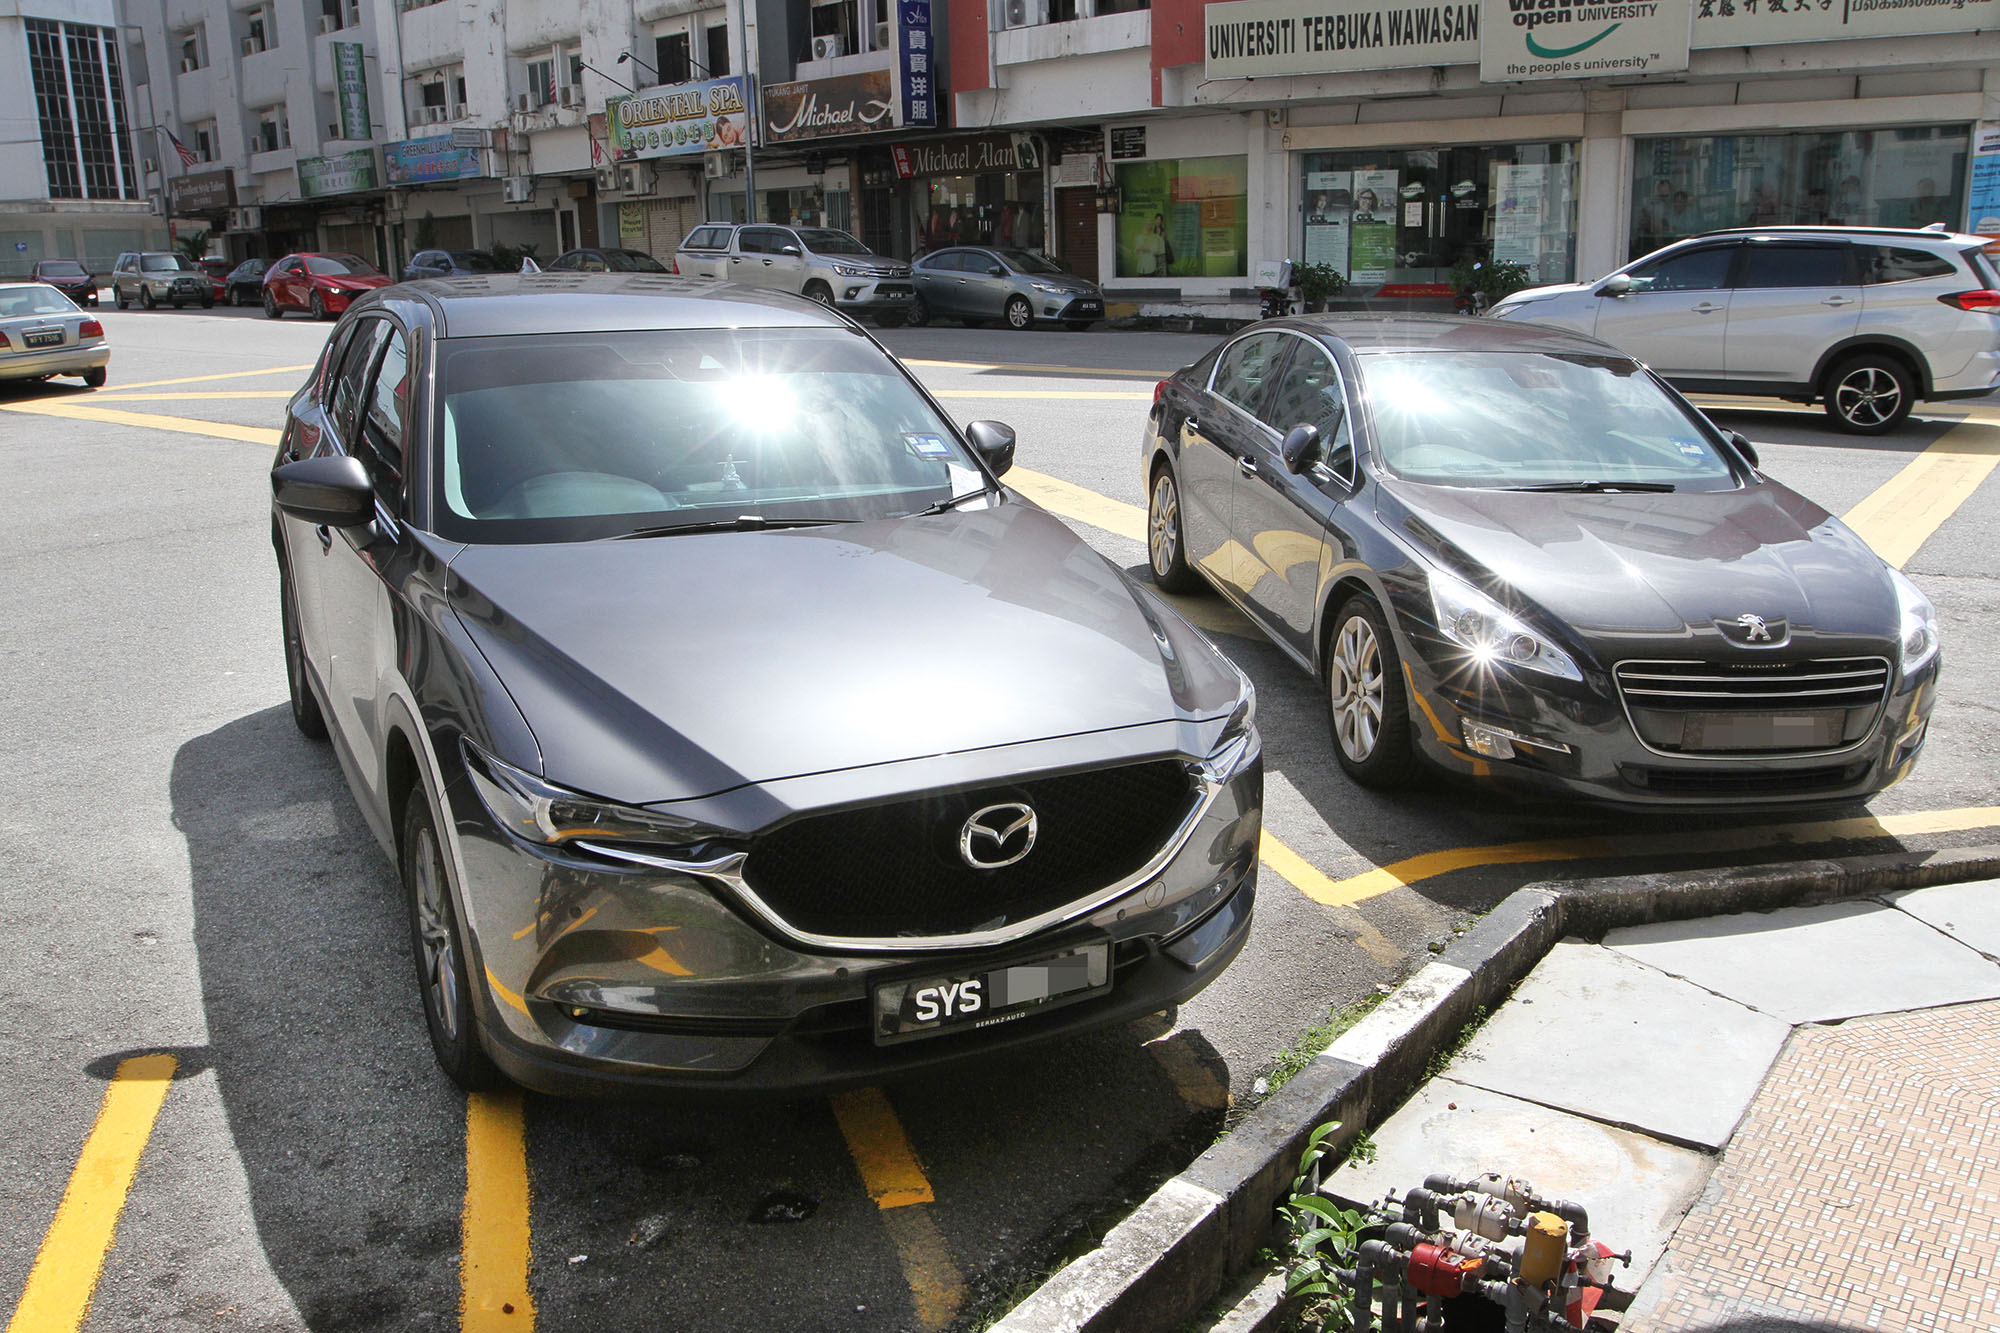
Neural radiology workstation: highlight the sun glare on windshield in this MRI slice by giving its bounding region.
[721,376,800,433]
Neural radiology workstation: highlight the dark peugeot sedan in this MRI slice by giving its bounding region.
[1144,314,1938,808]
[271,275,1261,1094]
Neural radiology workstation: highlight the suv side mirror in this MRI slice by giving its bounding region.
[1596,273,1635,298]
[964,420,1016,478]
[1729,431,1760,470]
[273,455,375,527]
[988,265,1006,277]
[1280,423,1321,474]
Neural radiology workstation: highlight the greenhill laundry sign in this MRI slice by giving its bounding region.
[1479,0,1690,81]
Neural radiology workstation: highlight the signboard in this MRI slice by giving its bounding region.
[1480,0,1691,82]
[297,148,381,198]
[1205,0,1479,79]
[383,135,486,185]
[169,168,235,216]
[761,70,894,144]
[333,41,372,140]
[1109,126,1146,159]
[619,202,646,242]
[607,77,753,162]
[891,133,1040,178]
[1690,0,2000,49]
[896,0,937,129]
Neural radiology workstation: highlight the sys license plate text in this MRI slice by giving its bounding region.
[872,942,1110,1044]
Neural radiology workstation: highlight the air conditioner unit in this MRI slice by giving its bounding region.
[346,5,361,25]
[512,91,532,113]
[704,151,727,179]
[810,34,844,60]
[318,15,337,33]
[558,85,580,107]
[181,56,198,72]
[874,21,891,48]
[242,37,257,56]
[502,175,533,203]
[621,164,648,193]
[1004,0,1035,26]
[596,167,621,191]
[143,157,158,174]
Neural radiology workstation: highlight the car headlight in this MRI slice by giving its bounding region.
[1214,675,1257,754]
[1029,282,1073,295]
[1428,570,1582,682]
[462,741,724,850]
[831,263,872,277]
[1891,568,1939,674]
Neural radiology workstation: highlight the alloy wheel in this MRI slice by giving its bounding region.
[1330,615,1385,762]
[1149,474,1180,578]
[1833,366,1901,429]
[410,823,461,1042]
[1006,296,1032,330]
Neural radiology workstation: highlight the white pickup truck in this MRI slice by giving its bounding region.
[674,223,916,325]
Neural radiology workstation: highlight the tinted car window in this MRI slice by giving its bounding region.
[360,329,410,507]
[331,319,391,446]
[449,251,497,271]
[142,254,193,272]
[1361,350,1736,491]
[794,228,869,256]
[306,254,380,276]
[738,228,783,255]
[431,327,989,543]
[38,261,87,276]
[1211,334,1284,417]
[684,226,731,250]
[1736,245,1850,289]
[608,250,669,272]
[1859,245,1957,284]
[1261,339,1351,449]
[1625,245,1735,293]
[922,251,964,272]
[993,249,1064,275]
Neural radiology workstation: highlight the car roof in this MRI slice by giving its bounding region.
[1689,224,1983,245]
[1263,312,1627,357]
[390,273,860,338]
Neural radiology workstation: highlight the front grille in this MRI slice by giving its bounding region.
[741,761,1197,940]
[874,283,913,297]
[1614,656,1891,757]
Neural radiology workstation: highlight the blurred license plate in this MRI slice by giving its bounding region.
[872,942,1110,1044]
[1683,711,1841,751]
[24,331,62,348]
[1074,301,1102,313]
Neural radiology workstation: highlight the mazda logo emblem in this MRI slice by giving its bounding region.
[959,802,1037,870]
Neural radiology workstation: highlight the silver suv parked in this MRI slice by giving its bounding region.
[673,223,915,325]
[111,251,213,310]
[1489,227,2000,433]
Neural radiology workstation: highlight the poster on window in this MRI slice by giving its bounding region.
[1493,163,1546,271]
[1347,169,1397,284]
[1114,158,1249,279]
[1303,170,1351,270]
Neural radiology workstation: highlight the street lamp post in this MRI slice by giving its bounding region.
[735,0,755,223]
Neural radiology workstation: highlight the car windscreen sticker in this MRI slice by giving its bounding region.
[905,433,953,461]
[1674,439,1708,458]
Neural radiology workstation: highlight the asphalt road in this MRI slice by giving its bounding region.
[2,304,1996,1333]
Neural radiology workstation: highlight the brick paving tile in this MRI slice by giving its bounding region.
[1627,999,2000,1332]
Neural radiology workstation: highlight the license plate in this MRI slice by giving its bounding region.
[871,942,1111,1045]
[23,330,63,348]
[1683,710,1842,751]
[1074,301,1102,313]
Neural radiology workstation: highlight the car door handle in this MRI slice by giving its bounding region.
[1237,456,1259,476]
[1822,296,1855,307]
[1183,416,1200,434]
[316,524,332,551]
[1691,302,1722,314]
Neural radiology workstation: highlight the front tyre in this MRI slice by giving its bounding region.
[141,287,156,310]
[310,290,328,321]
[1327,595,1418,788]
[1147,466,1201,594]
[907,293,930,327]
[1823,353,1914,434]
[1005,295,1034,330]
[804,282,834,307]
[404,795,503,1092]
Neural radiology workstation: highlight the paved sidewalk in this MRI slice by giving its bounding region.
[1327,879,2000,1331]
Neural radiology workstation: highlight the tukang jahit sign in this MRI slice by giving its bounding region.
[761,70,895,144]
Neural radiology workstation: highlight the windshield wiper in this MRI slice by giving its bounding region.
[1504,480,1677,493]
[609,515,857,540]
[905,489,995,518]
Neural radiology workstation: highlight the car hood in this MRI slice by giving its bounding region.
[1381,479,1897,645]
[1492,281,1593,309]
[448,502,1237,804]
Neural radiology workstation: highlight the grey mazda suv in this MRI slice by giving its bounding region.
[269,274,1261,1095]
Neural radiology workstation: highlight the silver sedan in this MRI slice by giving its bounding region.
[909,247,1105,331]
[0,283,108,388]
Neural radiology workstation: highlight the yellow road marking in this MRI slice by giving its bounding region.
[831,1087,934,1209]
[1307,805,2000,907]
[933,388,1152,400]
[93,390,295,401]
[880,1209,966,1331]
[1838,416,2000,569]
[462,1090,535,1332]
[1145,1035,1231,1111]
[6,1054,178,1333]
[108,364,313,391]
[1007,466,1144,541]
[905,357,1165,380]
[0,399,279,446]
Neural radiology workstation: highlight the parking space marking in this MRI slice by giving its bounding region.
[880,1209,966,1331]
[462,1090,535,1332]
[1838,417,2000,569]
[1146,1034,1232,1111]
[105,365,314,392]
[92,390,295,401]
[933,389,1153,401]
[831,1087,935,1209]
[0,400,279,446]
[904,357,1164,380]
[6,1054,177,1333]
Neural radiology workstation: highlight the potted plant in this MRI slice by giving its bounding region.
[1294,262,1347,312]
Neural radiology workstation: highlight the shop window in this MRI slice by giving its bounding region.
[657,32,692,84]
[1114,156,1248,280]
[1298,143,1577,299]
[1631,127,1969,261]
[705,25,730,76]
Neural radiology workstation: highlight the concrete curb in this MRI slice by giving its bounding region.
[989,842,2000,1333]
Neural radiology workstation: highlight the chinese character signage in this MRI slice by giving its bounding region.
[383,135,487,185]
[333,41,372,140]
[298,148,381,198]
[607,77,753,161]
[1689,0,1999,48]
[761,71,895,144]
[897,0,937,128]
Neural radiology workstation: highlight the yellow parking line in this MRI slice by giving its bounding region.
[831,1087,934,1209]
[462,1090,535,1332]
[0,399,279,446]
[1838,416,2000,569]
[1007,466,1145,542]
[1308,805,2000,906]
[905,357,1165,380]
[1145,1036,1231,1111]
[880,1210,966,1331]
[108,364,314,391]
[93,390,295,401]
[933,389,1152,400]
[6,1054,178,1333]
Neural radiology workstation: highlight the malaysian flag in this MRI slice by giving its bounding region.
[590,134,603,166]
[167,129,199,166]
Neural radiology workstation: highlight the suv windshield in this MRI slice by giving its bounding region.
[1360,351,1737,491]
[432,327,988,543]
[305,254,380,276]
[995,249,1065,275]
[142,254,193,272]
[37,261,87,276]
[794,229,871,257]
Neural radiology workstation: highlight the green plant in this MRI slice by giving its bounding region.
[1262,991,1388,1099]
[1423,1004,1488,1081]
[1278,1121,1373,1331]
[176,229,211,263]
[1449,257,1533,302]
[1294,262,1347,305]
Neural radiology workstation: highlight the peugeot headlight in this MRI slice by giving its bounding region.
[1890,568,1939,674]
[1428,571,1582,682]
[463,741,721,850]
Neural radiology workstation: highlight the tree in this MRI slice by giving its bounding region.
[176,229,211,262]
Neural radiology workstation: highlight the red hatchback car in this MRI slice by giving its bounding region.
[262,252,393,320]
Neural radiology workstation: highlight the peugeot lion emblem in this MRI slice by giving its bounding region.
[1718,612,1788,647]
[959,802,1038,870]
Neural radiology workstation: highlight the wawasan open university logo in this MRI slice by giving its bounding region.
[1510,0,1652,54]
[1485,0,1690,78]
